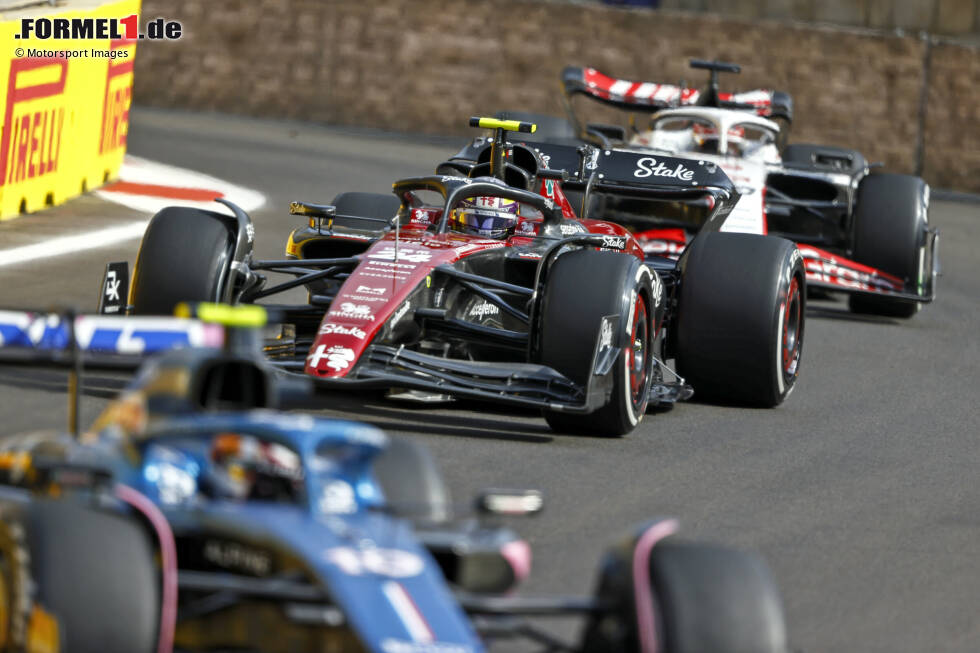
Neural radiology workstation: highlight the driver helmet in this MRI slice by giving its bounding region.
[693,122,746,156]
[692,122,720,152]
[211,433,303,501]
[724,125,746,156]
[449,195,519,239]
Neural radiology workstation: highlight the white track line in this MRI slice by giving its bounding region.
[0,221,149,268]
[0,155,265,268]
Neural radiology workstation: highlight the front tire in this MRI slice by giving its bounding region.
[131,206,235,315]
[580,529,787,653]
[847,174,928,318]
[676,232,805,406]
[649,539,787,653]
[27,501,159,653]
[538,249,658,436]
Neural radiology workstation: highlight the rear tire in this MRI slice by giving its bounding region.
[650,539,787,653]
[131,206,234,316]
[27,500,159,653]
[538,249,658,436]
[847,174,928,319]
[373,439,451,522]
[676,232,804,406]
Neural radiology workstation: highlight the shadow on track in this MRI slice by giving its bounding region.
[804,290,904,325]
[806,304,901,325]
[0,367,127,400]
[0,364,558,444]
[286,389,557,444]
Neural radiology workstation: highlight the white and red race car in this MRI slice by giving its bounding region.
[479,60,939,318]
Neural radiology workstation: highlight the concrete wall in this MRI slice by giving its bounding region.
[134,0,980,193]
[601,0,980,38]
[923,41,980,191]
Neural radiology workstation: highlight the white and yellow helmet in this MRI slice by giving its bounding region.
[450,195,520,239]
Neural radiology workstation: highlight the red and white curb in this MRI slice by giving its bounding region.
[0,155,265,268]
[96,155,265,215]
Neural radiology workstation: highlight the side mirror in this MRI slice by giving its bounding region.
[289,201,337,233]
[475,489,543,516]
[289,201,337,219]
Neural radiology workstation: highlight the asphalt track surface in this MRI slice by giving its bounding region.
[1,108,978,652]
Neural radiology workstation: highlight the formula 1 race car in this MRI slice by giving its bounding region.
[101,117,805,436]
[0,305,788,653]
[472,60,939,319]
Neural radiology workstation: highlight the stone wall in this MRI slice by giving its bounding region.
[923,41,980,191]
[602,0,980,38]
[134,0,980,192]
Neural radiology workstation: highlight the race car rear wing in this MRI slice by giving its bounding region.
[437,117,741,234]
[529,140,741,232]
[561,65,793,122]
[0,304,293,437]
[0,309,225,436]
[0,310,224,367]
[0,301,289,366]
[563,66,699,112]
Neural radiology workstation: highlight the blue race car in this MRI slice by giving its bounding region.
[0,305,788,653]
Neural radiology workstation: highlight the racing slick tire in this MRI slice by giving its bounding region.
[373,438,451,522]
[538,249,658,436]
[0,514,32,652]
[581,532,786,653]
[26,500,159,653]
[782,143,867,175]
[847,174,928,319]
[331,192,402,226]
[647,539,786,653]
[131,206,235,316]
[676,232,804,407]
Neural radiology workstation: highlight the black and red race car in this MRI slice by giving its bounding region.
[103,117,805,436]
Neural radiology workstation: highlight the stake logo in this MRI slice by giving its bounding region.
[319,323,367,340]
[600,235,627,250]
[633,157,695,181]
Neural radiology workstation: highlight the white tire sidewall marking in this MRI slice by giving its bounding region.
[624,264,653,426]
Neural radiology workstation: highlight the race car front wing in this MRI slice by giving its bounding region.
[299,337,691,413]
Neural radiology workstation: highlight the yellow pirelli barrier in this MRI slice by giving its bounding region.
[0,0,140,220]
